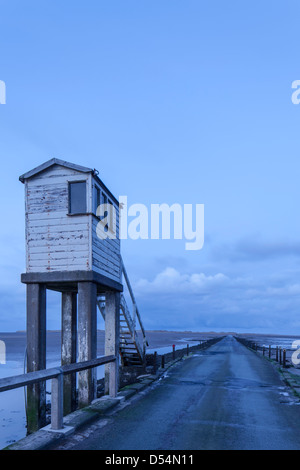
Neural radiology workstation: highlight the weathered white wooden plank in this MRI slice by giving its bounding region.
[93,263,120,279]
[29,251,89,261]
[27,211,70,221]
[27,181,67,192]
[30,166,84,178]
[92,264,121,282]
[28,238,89,249]
[92,236,120,253]
[27,255,89,265]
[28,263,90,272]
[92,248,120,268]
[92,253,120,272]
[92,231,120,251]
[27,204,68,214]
[92,216,119,229]
[28,245,89,254]
[27,182,68,196]
[28,256,89,267]
[28,175,88,187]
[92,247,120,268]
[92,244,121,264]
[28,216,90,228]
[92,262,120,279]
[27,223,89,234]
[27,230,89,239]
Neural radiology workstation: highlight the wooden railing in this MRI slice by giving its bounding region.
[0,355,116,431]
[120,294,143,360]
[121,257,149,352]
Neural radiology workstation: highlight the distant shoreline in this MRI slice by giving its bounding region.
[4,330,300,338]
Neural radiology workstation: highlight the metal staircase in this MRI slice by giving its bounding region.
[97,258,148,366]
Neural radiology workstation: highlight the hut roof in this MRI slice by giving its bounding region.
[19,158,94,183]
[19,158,119,206]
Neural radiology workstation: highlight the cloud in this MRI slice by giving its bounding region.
[214,237,300,262]
[133,266,300,334]
[266,284,300,297]
[135,267,228,295]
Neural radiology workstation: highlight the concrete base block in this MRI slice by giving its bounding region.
[123,382,148,392]
[118,389,137,400]
[41,424,75,436]
[89,397,121,414]
[96,395,125,402]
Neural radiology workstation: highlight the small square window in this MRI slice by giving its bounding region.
[69,181,87,214]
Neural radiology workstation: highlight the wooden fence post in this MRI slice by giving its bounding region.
[279,347,282,365]
[283,349,286,368]
[51,371,64,431]
[153,352,157,375]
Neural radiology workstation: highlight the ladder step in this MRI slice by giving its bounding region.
[122,354,140,358]
[120,346,135,350]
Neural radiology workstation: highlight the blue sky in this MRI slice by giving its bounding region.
[1,0,300,334]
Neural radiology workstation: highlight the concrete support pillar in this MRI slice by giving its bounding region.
[77,282,97,408]
[61,292,77,415]
[26,283,47,433]
[104,291,120,397]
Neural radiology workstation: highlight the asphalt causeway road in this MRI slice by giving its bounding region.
[53,336,300,450]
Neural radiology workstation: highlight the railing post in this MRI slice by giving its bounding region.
[187,344,189,356]
[61,292,77,415]
[161,355,165,369]
[132,303,137,340]
[276,346,278,362]
[26,283,47,433]
[279,347,282,365]
[51,371,64,431]
[78,282,97,407]
[105,292,120,398]
[269,345,271,359]
[283,349,286,368]
[153,352,157,375]
[172,345,175,360]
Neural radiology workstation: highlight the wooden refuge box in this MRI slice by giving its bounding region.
[19,158,146,434]
[19,158,122,293]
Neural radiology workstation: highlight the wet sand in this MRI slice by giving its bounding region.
[0,330,226,366]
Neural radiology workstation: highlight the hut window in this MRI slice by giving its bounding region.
[102,193,109,231]
[94,185,101,214]
[69,181,87,214]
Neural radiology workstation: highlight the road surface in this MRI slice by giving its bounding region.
[54,336,300,450]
